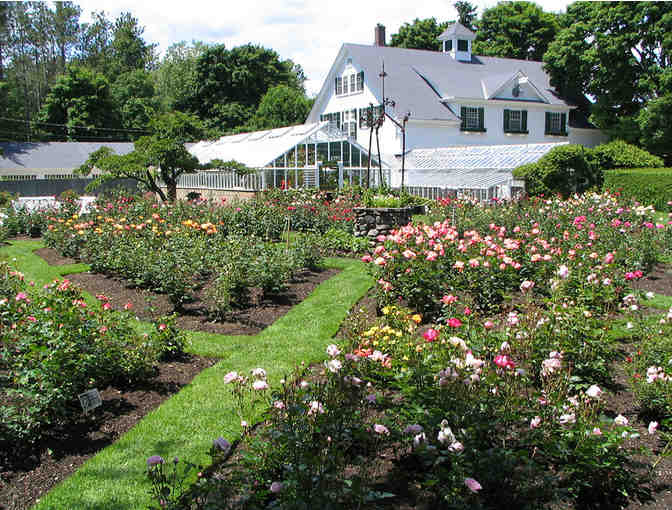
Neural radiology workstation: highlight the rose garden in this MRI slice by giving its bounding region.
[1,181,672,509]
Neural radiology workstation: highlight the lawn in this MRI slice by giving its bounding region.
[0,240,372,510]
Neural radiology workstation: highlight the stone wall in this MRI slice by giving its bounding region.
[353,207,414,240]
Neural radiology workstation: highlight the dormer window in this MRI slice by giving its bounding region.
[457,39,469,52]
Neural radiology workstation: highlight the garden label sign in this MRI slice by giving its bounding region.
[78,388,102,414]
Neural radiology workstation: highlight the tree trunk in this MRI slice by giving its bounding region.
[167,181,177,202]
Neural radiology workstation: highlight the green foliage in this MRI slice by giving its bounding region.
[205,159,255,176]
[110,69,158,135]
[592,140,664,171]
[603,168,672,212]
[248,84,313,130]
[454,1,478,31]
[37,64,119,140]
[79,111,205,202]
[636,94,672,161]
[183,43,303,133]
[473,1,560,61]
[0,266,169,449]
[390,17,448,51]
[544,2,672,159]
[513,144,598,197]
[154,41,210,112]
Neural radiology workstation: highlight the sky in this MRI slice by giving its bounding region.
[78,0,574,96]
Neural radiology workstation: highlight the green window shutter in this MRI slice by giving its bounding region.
[460,106,467,130]
[478,107,485,130]
[561,113,567,134]
[545,112,551,134]
[503,109,510,132]
[521,110,528,132]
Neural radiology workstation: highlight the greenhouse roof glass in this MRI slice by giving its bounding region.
[189,121,387,169]
[399,142,567,171]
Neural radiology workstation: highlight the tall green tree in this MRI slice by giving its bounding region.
[473,1,560,61]
[79,111,206,202]
[455,1,477,31]
[110,69,157,136]
[182,43,302,133]
[154,41,210,112]
[544,2,672,160]
[248,84,313,130]
[390,18,448,51]
[77,10,112,75]
[52,2,81,72]
[37,65,118,140]
[109,12,156,75]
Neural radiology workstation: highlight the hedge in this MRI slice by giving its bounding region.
[603,168,672,211]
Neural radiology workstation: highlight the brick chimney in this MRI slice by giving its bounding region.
[374,24,386,46]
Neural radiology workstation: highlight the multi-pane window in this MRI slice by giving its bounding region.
[508,110,522,131]
[457,39,469,51]
[545,112,567,135]
[464,108,479,129]
[460,106,485,131]
[320,112,341,129]
[504,109,527,133]
[358,105,384,129]
[335,72,364,96]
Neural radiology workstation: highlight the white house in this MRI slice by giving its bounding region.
[306,23,607,191]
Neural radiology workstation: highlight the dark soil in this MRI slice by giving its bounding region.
[35,246,339,336]
[34,246,76,266]
[0,354,217,510]
[632,263,672,299]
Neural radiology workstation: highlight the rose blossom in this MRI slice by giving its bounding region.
[585,385,602,399]
[614,414,629,426]
[464,477,482,493]
[373,423,390,435]
[530,416,541,429]
[423,328,439,343]
[326,344,341,357]
[648,421,659,435]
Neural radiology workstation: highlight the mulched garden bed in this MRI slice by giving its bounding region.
[35,246,339,336]
[632,263,672,298]
[0,354,217,510]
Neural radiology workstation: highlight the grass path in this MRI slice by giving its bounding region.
[1,241,372,510]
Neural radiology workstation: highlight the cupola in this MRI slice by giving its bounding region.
[437,21,476,62]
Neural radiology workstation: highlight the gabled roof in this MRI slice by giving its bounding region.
[438,21,476,41]
[189,122,390,168]
[306,44,571,125]
[0,142,134,172]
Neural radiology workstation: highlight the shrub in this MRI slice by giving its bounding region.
[603,168,672,211]
[0,270,171,449]
[513,144,598,197]
[592,140,663,171]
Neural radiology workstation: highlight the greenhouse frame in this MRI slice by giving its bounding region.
[186,121,390,191]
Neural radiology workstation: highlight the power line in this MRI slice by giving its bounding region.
[0,116,153,134]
